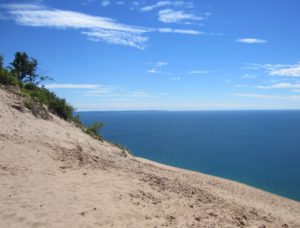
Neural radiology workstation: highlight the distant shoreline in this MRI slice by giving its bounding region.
[76,109,300,113]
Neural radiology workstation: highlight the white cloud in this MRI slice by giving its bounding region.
[82,29,148,49]
[188,70,209,74]
[85,88,155,98]
[240,66,261,70]
[1,3,149,49]
[141,1,189,12]
[235,84,249,88]
[2,4,145,32]
[246,62,300,77]
[46,83,156,98]
[241,74,257,79]
[233,93,271,99]
[141,1,172,12]
[147,61,168,74]
[171,76,181,81]
[0,3,203,49]
[257,83,300,89]
[287,95,300,100]
[115,1,125,5]
[269,66,300,77]
[234,93,300,101]
[101,0,111,7]
[237,38,267,44]
[158,28,202,35]
[128,91,154,98]
[158,9,202,23]
[148,68,159,74]
[156,61,168,67]
[45,84,100,89]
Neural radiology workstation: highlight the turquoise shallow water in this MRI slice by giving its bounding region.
[78,110,300,201]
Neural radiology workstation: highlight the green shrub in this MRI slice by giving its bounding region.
[24,83,37,90]
[85,122,103,140]
[48,98,74,120]
[0,55,3,69]
[20,84,74,120]
[0,69,18,86]
[113,142,133,156]
[24,100,33,110]
[72,114,83,128]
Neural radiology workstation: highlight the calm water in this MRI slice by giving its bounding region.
[78,111,300,201]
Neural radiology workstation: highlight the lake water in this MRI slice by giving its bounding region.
[78,110,300,201]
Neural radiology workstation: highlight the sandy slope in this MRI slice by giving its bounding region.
[0,86,300,228]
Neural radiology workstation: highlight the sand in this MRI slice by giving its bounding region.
[0,86,300,228]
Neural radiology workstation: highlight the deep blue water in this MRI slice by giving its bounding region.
[78,110,300,201]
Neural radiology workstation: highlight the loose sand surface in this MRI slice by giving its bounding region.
[1,86,300,227]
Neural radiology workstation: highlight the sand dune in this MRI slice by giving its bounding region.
[0,86,300,228]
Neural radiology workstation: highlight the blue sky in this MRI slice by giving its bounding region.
[1,0,300,110]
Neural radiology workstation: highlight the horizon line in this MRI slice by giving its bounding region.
[75,109,300,112]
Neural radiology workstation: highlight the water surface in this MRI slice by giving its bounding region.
[78,110,300,201]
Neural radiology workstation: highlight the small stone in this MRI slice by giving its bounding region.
[208,212,217,217]
[194,217,201,222]
[168,215,175,220]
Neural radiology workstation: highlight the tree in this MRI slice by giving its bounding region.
[0,55,3,69]
[11,52,37,82]
[0,54,19,86]
[10,52,50,84]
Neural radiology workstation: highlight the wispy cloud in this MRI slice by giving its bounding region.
[128,91,154,98]
[241,74,257,79]
[101,0,111,7]
[233,93,272,99]
[156,61,168,67]
[269,65,300,77]
[141,1,192,12]
[158,28,202,35]
[235,84,249,88]
[171,76,181,81]
[245,62,300,77]
[82,29,149,48]
[0,3,203,49]
[188,70,210,75]
[158,9,202,23]
[46,83,156,98]
[233,93,300,101]
[237,38,267,44]
[147,61,168,74]
[0,3,149,49]
[87,0,124,6]
[45,84,100,89]
[257,83,300,89]
[115,1,125,5]
[85,90,154,98]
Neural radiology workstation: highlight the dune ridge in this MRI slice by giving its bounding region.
[0,86,300,228]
